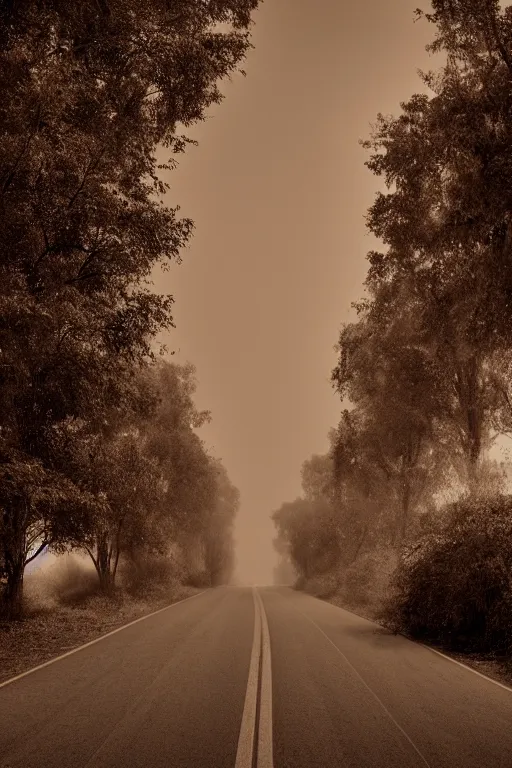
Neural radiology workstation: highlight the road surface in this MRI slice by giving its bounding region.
[1,586,512,768]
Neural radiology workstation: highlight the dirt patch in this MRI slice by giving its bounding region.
[0,586,202,685]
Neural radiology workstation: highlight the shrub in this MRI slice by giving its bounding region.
[339,548,398,613]
[183,569,212,589]
[383,494,512,652]
[120,554,181,598]
[24,555,99,612]
[300,572,339,599]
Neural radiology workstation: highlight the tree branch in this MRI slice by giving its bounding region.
[485,1,512,76]
[84,545,99,570]
[24,540,49,566]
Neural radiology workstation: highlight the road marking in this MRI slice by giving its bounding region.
[302,591,512,695]
[254,589,274,768]
[297,608,433,768]
[0,589,207,690]
[420,643,512,693]
[235,588,274,768]
[235,588,262,767]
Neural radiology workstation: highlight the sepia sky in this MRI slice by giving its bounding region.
[155,0,439,585]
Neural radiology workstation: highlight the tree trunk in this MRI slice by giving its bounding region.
[87,535,115,594]
[1,559,24,620]
[458,355,483,489]
[467,401,482,490]
[399,479,411,545]
[1,508,27,620]
[97,566,114,594]
[97,537,114,593]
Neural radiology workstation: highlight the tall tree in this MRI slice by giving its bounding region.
[333,285,454,545]
[360,1,512,480]
[141,362,214,551]
[300,453,335,504]
[0,1,259,615]
[202,458,239,586]
[330,410,394,562]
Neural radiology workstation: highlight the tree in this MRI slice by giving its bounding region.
[332,290,452,547]
[360,2,512,480]
[272,494,340,582]
[330,411,394,562]
[141,362,214,551]
[0,449,96,617]
[0,1,259,615]
[363,262,499,485]
[273,554,296,586]
[76,431,163,592]
[385,493,512,652]
[202,459,239,586]
[300,453,335,504]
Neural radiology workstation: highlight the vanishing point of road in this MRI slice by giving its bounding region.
[1,586,512,768]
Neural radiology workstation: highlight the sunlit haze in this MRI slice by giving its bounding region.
[4,4,512,766]
[155,0,438,584]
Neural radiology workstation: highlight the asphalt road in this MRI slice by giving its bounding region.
[1,586,512,768]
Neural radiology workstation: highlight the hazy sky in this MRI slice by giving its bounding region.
[155,0,439,584]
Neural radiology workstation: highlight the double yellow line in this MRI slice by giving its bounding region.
[235,588,273,768]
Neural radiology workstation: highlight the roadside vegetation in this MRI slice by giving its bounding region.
[272,0,512,681]
[0,0,260,669]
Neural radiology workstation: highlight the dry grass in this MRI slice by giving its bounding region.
[0,588,201,685]
[0,554,201,685]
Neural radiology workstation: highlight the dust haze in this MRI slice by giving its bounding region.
[153,0,439,585]
[4,2,512,766]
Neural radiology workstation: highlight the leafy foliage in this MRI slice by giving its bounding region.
[384,494,512,652]
[272,3,512,652]
[0,0,258,616]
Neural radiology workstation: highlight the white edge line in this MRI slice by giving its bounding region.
[254,589,274,768]
[301,591,512,695]
[235,587,262,768]
[419,643,512,693]
[297,608,432,768]
[0,589,208,690]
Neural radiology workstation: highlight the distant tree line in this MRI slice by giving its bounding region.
[273,1,512,653]
[0,0,259,619]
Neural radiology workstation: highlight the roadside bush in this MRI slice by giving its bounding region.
[296,548,397,619]
[299,572,339,599]
[120,554,180,598]
[383,495,512,652]
[24,555,99,612]
[183,569,211,589]
[340,548,397,613]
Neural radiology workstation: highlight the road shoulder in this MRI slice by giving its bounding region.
[300,587,512,692]
[0,586,201,685]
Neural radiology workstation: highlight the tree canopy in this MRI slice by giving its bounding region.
[272,3,512,635]
[0,0,258,617]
